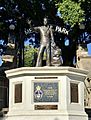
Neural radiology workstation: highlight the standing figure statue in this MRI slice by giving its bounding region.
[34,17,54,67]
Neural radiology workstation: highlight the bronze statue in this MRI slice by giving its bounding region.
[51,45,63,66]
[34,17,55,67]
[27,17,63,67]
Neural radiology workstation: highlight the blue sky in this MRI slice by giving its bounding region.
[0,56,3,66]
[0,40,4,66]
[87,43,91,55]
[24,37,35,46]
[84,32,91,55]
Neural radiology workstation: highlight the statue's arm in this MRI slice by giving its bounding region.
[26,19,40,34]
[27,25,40,33]
[34,26,40,32]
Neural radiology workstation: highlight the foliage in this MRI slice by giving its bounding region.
[56,0,85,27]
[0,0,91,67]
[81,0,91,33]
[24,46,38,67]
[0,0,91,36]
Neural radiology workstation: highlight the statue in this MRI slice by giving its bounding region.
[33,17,55,67]
[51,45,63,66]
[27,17,63,67]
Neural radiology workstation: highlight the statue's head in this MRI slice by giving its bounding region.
[43,17,48,26]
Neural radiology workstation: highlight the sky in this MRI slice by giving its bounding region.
[0,56,3,66]
[87,43,91,55]
[0,40,4,66]
[85,32,91,55]
[24,37,35,47]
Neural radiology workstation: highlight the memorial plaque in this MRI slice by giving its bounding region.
[35,105,58,110]
[34,82,58,102]
[70,83,78,103]
[14,83,22,103]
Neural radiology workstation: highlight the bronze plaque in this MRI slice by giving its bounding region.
[15,83,22,103]
[35,105,58,110]
[70,83,78,103]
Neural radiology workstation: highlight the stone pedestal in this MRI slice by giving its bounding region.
[76,55,91,108]
[5,67,88,120]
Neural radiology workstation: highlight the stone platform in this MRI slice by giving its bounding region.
[4,67,88,120]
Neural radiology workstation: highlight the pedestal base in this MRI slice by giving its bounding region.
[5,110,88,120]
[4,67,88,120]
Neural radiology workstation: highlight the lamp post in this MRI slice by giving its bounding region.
[17,16,25,67]
[8,24,16,48]
[9,24,15,30]
[79,23,85,44]
[79,23,85,30]
[8,23,17,68]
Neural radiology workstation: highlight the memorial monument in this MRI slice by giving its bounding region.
[4,66,88,120]
[4,18,88,120]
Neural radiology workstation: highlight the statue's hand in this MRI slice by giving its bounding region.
[24,28,33,35]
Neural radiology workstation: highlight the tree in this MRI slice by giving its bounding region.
[0,0,58,67]
[55,0,85,66]
[24,46,38,67]
[56,0,91,42]
[0,0,91,67]
[81,0,91,33]
[56,0,85,27]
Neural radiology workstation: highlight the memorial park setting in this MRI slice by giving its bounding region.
[0,0,91,120]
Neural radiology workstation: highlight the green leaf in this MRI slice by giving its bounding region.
[57,0,85,27]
